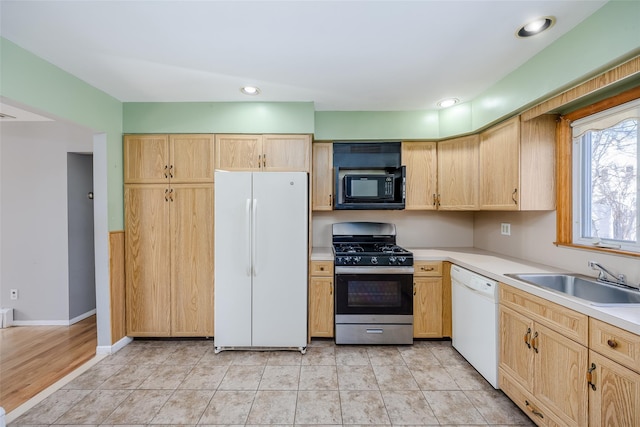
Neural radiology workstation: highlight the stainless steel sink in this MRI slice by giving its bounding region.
[505,273,640,306]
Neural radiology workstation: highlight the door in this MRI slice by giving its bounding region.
[67,153,96,321]
[214,172,253,346]
[215,135,262,171]
[309,277,334,337]
[262,135,311,172]
[312,142,333,210]
[169,134,215,183]
[251,172,308,347]
[402,141,437,210]
[125,184,171,336]
[413,277,442,338]
[437,135,479,210]
[123,134,169,183]
[499,305,534,391]
[171,183,214,336]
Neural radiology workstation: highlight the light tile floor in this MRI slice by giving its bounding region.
[9,339,535,426]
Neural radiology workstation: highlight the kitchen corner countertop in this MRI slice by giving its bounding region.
[310,246,640,335]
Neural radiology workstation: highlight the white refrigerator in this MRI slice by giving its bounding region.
[214,171,308,352]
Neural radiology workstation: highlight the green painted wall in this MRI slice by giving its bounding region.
[0,38,124,230]
[2,0,640,226]
[123,102,314,134]
[314,0,640,140]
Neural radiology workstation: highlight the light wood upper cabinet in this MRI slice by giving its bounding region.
[479,117,520,210]
[169,135,215,183]
[124,135,170,183]
[479,115,556,210]
[402,141,438,210]
[124,134,214,183]
[262,134,311,172]
[215,134,262,171]
[215,134,311,172]
[437,135,479,210]
[312,142,333,211]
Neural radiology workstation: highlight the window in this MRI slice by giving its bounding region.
[571,99,640,252]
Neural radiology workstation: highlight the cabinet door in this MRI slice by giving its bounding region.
[262,134,311,172]
[309,277,334,338]
[215,135,262,171]
[479,116,520,210]
[402,141,438,210]
[413,277,443,338]
[533,322,588,427]
[312,142,333,211]
[170,184,214,337]
[125,184,171,336]
[437,135,479,210]
[169,134,214,183]
[499,304,534,391]
[589,350,640,427]
[124,135,169,183]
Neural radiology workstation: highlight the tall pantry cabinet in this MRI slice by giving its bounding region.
[124,134,215,337]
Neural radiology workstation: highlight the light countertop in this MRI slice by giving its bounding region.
[311,246,640,335]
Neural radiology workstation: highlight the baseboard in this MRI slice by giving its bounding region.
[96,336,132,355]
[11,309,96,326]
[70,309,96,325]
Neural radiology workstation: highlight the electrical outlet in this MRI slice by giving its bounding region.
[501,223,511,236]
[10,289,18,300]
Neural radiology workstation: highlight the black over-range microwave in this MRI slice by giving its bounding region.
[335,166,406,210]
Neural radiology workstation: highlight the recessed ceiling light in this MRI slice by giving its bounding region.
[240,86,260,95]
[437,98,459,108]
[517,16,555,38]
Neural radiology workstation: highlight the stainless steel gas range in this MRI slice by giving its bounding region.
[332,222,414,345]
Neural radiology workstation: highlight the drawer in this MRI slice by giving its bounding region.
[310,260,333,276]
[499,369,563,427]
[414,261,442,276]
[499,283,588,346]
[590,317,640,373]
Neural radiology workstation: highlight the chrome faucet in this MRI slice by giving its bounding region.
[588,261,627,286]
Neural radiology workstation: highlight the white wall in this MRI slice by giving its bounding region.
[312,210,474,248]
[0,121,94,322]
[473,211,640,285]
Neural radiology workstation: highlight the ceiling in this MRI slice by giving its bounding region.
[0,1,609,112]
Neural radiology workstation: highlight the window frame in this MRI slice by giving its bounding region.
[556,86,640,258]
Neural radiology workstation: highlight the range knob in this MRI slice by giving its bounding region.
[344,256,352,264]
[353,256,362,264]
[389,256,397,264]
[398,257,406,264]
[371,257,378,265]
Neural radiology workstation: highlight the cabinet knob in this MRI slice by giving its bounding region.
[607,339,618,348]
[319,267,324,271]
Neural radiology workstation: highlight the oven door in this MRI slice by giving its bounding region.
[334,266,413,319]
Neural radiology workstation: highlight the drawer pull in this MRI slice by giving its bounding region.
[587,363,597,391]
[421,266,435,271]
[525,400,544,419]
[607,339,618,348]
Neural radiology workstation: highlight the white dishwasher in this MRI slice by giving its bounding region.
[451,264,499,388]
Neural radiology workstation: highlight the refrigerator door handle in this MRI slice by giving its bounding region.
[246,198,252,276]
[252,198,258,276]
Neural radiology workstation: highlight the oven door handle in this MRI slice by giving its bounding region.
[334,266,414,275]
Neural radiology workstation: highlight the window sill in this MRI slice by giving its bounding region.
[554,242,640,259]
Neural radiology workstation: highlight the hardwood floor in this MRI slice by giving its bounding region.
[0,315,96,413]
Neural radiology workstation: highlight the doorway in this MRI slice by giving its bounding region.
[67,153,96,322]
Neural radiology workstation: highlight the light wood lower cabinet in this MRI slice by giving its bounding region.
[588,318,640,426]
[309,260,334,338]
[125,183,214,337]
[499,284,588,426]
[413,261,443,338]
